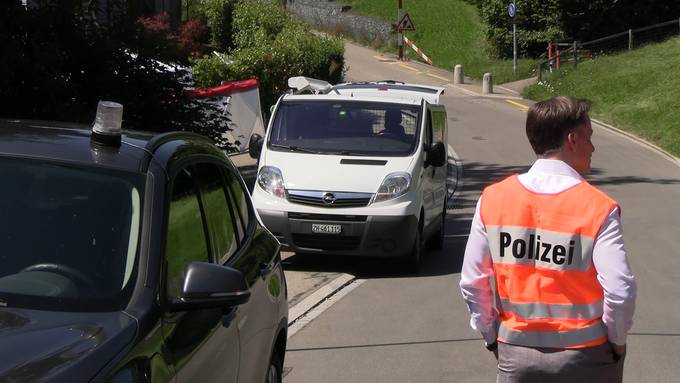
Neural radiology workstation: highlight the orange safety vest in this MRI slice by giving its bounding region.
[480,175,619,349]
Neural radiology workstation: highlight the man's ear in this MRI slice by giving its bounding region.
[566,131,578,151]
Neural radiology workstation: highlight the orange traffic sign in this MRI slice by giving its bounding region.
[397,13,415,31]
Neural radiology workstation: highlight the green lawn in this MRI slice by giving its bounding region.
[343,0,537,83]
[523,37,680,157]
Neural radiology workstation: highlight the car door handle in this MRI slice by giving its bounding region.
[222,307,238,328]
[260,261,275,279]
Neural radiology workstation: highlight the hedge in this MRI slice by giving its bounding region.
[192,0,344,108]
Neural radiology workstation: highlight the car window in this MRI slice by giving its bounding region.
[224,169,251,240]
[165,167,209,299]
[0,157,144,312]
[194,163,239,264]
[432,110,446,143]
[425,109,433,145]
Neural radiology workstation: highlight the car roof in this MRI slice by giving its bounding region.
[0,119,156,173]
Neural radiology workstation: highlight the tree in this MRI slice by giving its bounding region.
[0,1,232,149]
[476,0,680,58]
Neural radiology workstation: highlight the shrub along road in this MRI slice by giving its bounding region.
[280,41,680,382]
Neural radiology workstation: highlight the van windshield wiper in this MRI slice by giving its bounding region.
[270,144,321,154]
[270,144,354,156]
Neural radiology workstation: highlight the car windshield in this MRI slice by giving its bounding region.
[0,157,145,312]
[269,100,422,156]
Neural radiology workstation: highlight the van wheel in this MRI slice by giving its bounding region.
[265,348,283,383]
[427,203,446,250]
[404,223,422,273]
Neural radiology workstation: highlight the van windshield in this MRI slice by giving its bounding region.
[269,100,421,156]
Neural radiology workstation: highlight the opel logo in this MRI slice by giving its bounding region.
[322,192,336,204]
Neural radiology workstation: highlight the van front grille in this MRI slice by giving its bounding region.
[288,212,367,222]
[287,190,373,208]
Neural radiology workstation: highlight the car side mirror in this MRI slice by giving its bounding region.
[168,262,251,312]
[248,133,264,159]
[426,142,447,167]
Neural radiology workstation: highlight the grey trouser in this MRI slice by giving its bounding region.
[497,342,625,383]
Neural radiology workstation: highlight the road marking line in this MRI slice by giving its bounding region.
[426,72,450,82]
[496,85,520,95]
[399,63,422,73]
[373,55,396,62]
[591,118,680,168]
[505,99,529,111]
[288,277,366,339]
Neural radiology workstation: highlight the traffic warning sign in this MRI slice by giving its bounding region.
[397,13,415,31]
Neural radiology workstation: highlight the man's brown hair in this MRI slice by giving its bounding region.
[525,96,592,155]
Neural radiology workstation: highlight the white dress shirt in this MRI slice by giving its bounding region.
[459,159,637,346]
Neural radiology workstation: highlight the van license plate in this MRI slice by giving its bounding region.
[311,224,342,235]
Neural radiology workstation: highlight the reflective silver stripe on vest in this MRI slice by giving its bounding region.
[498,321,607,348]
[486,225,595,272]
[500,299,604,320]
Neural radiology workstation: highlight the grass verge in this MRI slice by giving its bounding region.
[342,0,538,83]
[523,37,680,157]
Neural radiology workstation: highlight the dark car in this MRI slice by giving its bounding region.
[0,115,288,382]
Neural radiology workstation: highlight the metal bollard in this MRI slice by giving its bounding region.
[453,64,464,84]
[482,73,493,94]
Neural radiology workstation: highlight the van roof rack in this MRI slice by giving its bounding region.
[287,76,339,95]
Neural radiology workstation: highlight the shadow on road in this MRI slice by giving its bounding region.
[283,160,680,280]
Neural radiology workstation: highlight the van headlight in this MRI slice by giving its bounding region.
[373,172,411,203]
[257,166,286,198]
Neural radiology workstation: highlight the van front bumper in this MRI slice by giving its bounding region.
[257,209,418,257]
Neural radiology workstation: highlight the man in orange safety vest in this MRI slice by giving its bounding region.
[460,96,636,382]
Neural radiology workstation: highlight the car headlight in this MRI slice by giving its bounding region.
[257,166,286,198]
[373,172,411,203]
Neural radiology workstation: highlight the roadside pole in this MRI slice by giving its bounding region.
[509,1,517,75]
[398,0,404,60]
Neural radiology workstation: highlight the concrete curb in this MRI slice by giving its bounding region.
[288,273,361,339]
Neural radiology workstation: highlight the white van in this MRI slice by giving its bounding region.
[249,78,448,271]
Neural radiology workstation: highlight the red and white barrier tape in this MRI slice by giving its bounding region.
[403,35,433,65]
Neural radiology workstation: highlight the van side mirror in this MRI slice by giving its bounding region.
[426,142,447,167]
[248,133,264,159]
[168,262,251,312]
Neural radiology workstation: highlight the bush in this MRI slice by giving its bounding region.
[137,12,180,61]
[232,0,288,48]
[179,18,209,57]
[200,0,238,50]
[192,1,344,108]
[478,0,562,58]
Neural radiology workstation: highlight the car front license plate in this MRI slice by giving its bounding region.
[311,223,342,235]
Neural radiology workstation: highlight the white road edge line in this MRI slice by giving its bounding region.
[590,118,680,168]
[288,277,366,339]
[495,85,521,95]
[446,84,524,100]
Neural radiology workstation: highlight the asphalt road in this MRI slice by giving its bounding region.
[282,41,680,382]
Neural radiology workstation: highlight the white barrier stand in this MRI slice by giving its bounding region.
[482,73,493,94]
[453,64,464,84]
